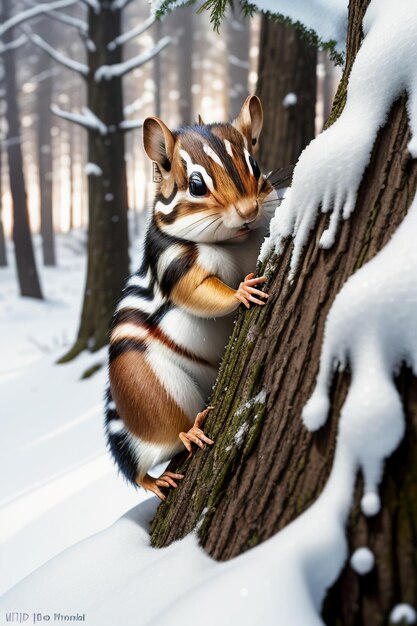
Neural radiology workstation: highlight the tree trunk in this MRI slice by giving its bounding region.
[60,1,129,360]
[37,53,56,266]
[150,1,417,623]
[256,16,317,172]
[0,135,8,267]
[2,0,43,298]
[170,6,193,126]
[227,9,250,120]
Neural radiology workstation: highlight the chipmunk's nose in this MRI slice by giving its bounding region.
[235,200,259,222]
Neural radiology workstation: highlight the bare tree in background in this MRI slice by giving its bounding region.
[19,1,170,359]
[170,5,193,126]
[256,16,317,172]
[36,52,56,266]
[0,112,8,267]
[1,0,43,298]
[227,9,249,119]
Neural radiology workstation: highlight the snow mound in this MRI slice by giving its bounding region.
[390,604,417,625]
[260,0,417,277]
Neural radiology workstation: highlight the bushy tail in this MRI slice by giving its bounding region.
[104,386,139,487]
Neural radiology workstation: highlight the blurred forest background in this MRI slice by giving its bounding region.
[0,0,340,359]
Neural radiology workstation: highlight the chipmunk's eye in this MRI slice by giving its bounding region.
[249,156,261,180]
[189,172,208,197]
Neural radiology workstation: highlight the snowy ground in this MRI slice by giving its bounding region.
[0,233,146,596]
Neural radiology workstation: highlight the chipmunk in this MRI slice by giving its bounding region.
[105,95,276,500]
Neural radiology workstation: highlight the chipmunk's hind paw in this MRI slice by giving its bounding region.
[136,471,184,501]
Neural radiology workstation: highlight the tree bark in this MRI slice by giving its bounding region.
[256,16,317,172]
[227,9,250,120]
[60,1,129,360]
[150,1,417,623]
[2,0,43,298]
[37,53,56,266]
[170,5,193,126]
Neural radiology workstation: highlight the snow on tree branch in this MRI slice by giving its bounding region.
[80,0,101,13]
[107,14,156,51]
[95,36,171,81]
[260,0,417,278]
[110,0,134,10]
[0,34,27,54]
[0,0,78,38]
[51,104,108,135]
[24,29,89,77]
[119,119,144,131]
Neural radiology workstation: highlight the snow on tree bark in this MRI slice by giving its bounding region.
[150,1,417,622]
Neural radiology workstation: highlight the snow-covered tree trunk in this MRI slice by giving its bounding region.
[1,0,43,298]
[150,1,417,622]
[256,16,316,171]
[60,1,129,359]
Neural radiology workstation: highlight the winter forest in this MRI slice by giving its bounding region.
[0,0,416,624]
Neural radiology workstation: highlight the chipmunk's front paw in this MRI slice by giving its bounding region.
[235,273,269,309]
[179,406,214,458]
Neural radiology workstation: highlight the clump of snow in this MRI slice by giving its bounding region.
[260,0,417,277]
[350,547,375,575]
[84,162,103,177]
[390,604,417,625]
[282,92,298,108]
[360,492,381,517]
[234,423,249,445]
[303,189,417,509]
[235,390,267,416]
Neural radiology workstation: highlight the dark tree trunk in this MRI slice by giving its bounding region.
[0,136,8,267]
[37,54,56,266]
[153,20,162,119]
[227,9,250,120]
[60,1,129,360]
[2,0,43,298]
[256,16,317,172]
[150,1,417,623]
[170,6,193,126]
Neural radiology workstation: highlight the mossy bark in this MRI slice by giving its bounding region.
[150,0,417,622]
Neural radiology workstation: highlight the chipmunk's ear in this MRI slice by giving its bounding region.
[232,95,263,153]
[197,114,205,125]
[143,116,175,177]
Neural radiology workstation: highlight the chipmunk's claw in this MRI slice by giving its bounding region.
[137,471,184,501]
[179,406,214,457]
